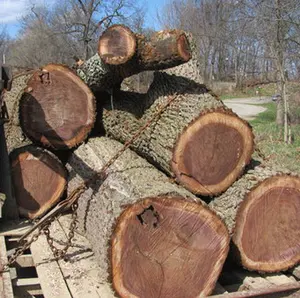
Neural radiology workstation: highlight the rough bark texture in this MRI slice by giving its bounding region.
[67,137,230,297]
[10,145,67,219]
[209,162,300,272]
[77,26,191,91]
[19,64,96,149]
[3,73,33,152]
[101,70,254,196]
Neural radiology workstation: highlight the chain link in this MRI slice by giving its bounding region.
[44,203,78,261]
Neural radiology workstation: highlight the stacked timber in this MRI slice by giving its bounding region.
[3,24,300,297]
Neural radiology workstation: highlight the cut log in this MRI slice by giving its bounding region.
[10,145,67,219]
[77,25,191,91]
[209,163,300,272]
[67,137,230,297]
[3,73,32,152]
[100,72,254,196]
[19,64,95,149]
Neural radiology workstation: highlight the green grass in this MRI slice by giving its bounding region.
[250,102,300,172]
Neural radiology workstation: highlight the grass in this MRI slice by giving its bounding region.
[250,102,300,172]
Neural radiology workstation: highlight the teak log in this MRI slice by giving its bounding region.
[19,64,96,149]
[10,145,67,219]
[209,163,300,272]
[67,137,230,297]
[100,71,254,196]
[77,25,191,91]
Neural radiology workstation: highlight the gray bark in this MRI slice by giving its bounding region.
[3,73,32,152]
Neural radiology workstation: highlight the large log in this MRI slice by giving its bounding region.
[77,25,191,91]
[10,145,67,219]
[100,71,254,196]
[67,137,230,297]
[209,163,300,272]
[19,64,96,149]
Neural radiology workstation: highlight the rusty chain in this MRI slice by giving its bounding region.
[0,91,181,272]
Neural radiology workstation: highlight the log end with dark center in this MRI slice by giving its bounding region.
[98,25,136,65]
[233,175,300,272]
[112,196,230,298]
[10,146,67,219]
[171,110,254,196]
[20,64,95,149]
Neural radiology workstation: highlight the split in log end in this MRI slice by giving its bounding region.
[98,25,137,65]
[10,146,67,219]
[233,175,300,272]
[111,196,230,298]
[171,110,254,196]
[20,64,96,149]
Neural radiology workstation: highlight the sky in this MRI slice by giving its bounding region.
[0,0,166,37]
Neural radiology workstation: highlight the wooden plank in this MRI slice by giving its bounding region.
[12,277,40,287]
[0,236,14,298]
[30,234,72,298]
[15,255,35,268]
[209,282,300,298]
[0,220,33,237]
[51,215,117,298]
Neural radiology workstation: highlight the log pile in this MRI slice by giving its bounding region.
[3,24,300,297]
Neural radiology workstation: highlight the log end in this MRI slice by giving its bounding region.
[20,64,95,149]
[98,25,136,65]
[111,196,230,298]
[10,146,67,219]
[171,110,254,196]
[233,175,300,272]
[177,32,191,62]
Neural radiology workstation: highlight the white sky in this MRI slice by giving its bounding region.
[0,0,29,23]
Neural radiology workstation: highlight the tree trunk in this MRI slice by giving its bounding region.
[10,145,67,219]
[77,25,191,91]
[3,73,33,152]
[209,163,300,272]
[67,137,230,298]
[100,71,254,196]
[19,64,96,150]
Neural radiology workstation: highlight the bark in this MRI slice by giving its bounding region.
[100,71,254,196]
[209,163,300,272]
[19,64,96,150]
[3,73,33,152]
[67,137,230,298]
[77,25,191,91]
[10,145,67,219]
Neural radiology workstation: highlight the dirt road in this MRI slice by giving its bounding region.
[223,97,271,120]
